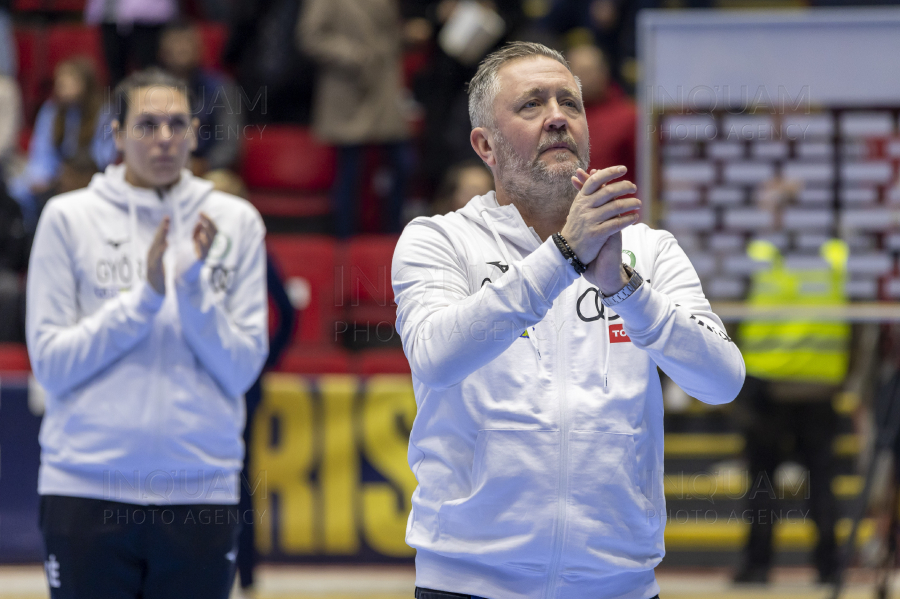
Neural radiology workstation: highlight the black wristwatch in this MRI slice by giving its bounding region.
[600,265,643,307]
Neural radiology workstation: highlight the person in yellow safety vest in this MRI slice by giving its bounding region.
[733,238,849,585]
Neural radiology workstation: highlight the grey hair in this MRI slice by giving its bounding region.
[467,42,575,130]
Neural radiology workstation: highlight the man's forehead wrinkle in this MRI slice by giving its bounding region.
[512,86,546,103]
[511,85,581,104]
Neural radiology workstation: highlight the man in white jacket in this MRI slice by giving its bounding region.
[26,68,268,599]
[392,43,745,599]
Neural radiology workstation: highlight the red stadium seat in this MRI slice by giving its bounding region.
[337,235,400,345]
[248,192,330,219]
[241,126,335,191]
[356,349,410,376]
[15,26,44,121]
[266,235,339,345]
[342,235,400,306]
[241,126,336,219]
[198,22,227,71]
[0,343,30,372]
[14,0,85,11]
[12,0,43,10]
[51,0,87,10]
[278,347,351,374]
[47,25,107,84]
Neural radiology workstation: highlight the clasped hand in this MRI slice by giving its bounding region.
[559,166,641,295]
[146,213,219,295]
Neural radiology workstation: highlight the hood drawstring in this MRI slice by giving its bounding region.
[602,305,610,388]
[163,188,182,293]
[127,195,139,286]
[481,210,541,360]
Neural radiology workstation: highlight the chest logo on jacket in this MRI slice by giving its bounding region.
[96,255,140,287]
[576,287,622,323]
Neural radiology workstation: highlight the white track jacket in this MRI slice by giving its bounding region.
[27,164,268,505]
[392,192,745,599]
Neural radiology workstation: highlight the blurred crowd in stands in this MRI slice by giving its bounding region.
[0,0,891,338]
[0,0,660,345]
[0,0,891,335]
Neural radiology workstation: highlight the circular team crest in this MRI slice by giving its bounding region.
[208,233,232,260]
[622,249,636,268]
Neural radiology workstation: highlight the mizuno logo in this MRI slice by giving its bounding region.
[487,261,509,273]
[106,238,129,249]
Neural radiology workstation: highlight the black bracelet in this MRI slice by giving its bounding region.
[552,232,587,274]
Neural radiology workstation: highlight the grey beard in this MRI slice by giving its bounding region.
[493,130,589,221]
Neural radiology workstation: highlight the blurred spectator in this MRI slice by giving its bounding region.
[0,0,14,78]
[0,179,27,342]
[297,0,413,237]
[411,0,527,192]
[159,21,242,175]
[432,159,493,214]
[86,0,177,85]
[203,168,247,198]
[0,73,21,181]
[224,0,316,124]
[58,150,99,195]
[203,169,293,598]
[9,58,106,230]
[566,44,636,177]
[538,0,641,89]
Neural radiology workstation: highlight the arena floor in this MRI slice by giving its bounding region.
[1,565,899,599]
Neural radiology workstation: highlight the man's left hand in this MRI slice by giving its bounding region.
[572,169,634,295]
[193,212,218,261]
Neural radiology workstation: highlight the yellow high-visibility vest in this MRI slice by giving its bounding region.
[738,239,850,384]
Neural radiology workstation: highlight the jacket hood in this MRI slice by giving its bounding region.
[90,163,213,218]
[456,191,543,255]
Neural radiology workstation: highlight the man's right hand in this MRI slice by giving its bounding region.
[147,217,169,295]
[559,165,642,265]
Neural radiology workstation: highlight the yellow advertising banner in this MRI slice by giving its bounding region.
[251,373,417,561]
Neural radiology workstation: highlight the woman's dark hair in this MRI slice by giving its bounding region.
[52,57,102,152]
[112,67,193,126]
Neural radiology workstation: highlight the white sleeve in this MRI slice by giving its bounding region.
[26,202,164,396]
[613,231,746,405]
[175,213,269,398]
[392,221,579,389]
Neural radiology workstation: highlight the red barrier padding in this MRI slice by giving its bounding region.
[356,349,410,376]
[278,346,351,374]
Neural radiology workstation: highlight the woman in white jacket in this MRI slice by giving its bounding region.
[26,68,268,599]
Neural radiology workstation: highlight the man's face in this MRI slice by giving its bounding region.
[114,86,197,188]
[489,56,589,199]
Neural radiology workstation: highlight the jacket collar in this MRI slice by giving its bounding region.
[459,191,543,254]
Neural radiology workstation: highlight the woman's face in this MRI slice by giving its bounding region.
[115,86,198,189]
[54,67,85,105]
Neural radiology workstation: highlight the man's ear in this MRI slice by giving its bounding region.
[470,127,497,168]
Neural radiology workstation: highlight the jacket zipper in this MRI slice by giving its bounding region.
[544,291,569,599]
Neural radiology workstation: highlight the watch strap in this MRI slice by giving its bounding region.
[601,265,643,307]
